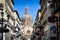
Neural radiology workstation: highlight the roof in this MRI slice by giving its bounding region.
[14,10,20,20]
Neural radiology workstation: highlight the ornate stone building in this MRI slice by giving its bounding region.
[21,7,33,40]
[0,0,21,40]
[34,0,60,40]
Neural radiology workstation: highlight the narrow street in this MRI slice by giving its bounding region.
[0,0,60,40]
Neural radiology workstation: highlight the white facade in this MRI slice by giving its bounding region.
[21,7,33,40]
[0,0,21,40]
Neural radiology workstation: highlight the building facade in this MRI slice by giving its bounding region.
[0,0,21,40]
[0,0,14,40]
[39,0,57,40]
[14,10,21,40]
[21,7,33,40]
[34,0,60,40]
[33,9,41,40]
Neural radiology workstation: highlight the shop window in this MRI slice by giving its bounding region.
[50,37,57,40]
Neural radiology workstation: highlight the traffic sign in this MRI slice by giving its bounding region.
[50,26,56,31]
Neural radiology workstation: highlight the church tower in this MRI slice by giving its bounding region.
[22,7,33,40]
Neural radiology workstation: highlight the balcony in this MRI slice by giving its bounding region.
[0,3,3,10]
[40,12,47,25]
[0,18,8,22]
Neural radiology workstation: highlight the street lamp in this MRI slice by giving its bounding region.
[0,12,10,40]
[0,12,10,33]
[1,12,4,40]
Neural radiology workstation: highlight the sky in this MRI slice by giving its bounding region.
[14,0,40,21]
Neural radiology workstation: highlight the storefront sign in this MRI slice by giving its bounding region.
[48,16,58,23]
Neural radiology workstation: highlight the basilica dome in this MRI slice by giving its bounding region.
[22,7,32,21]
[21,7,33,39]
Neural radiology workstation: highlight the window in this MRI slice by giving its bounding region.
[5,0,13,11]
[50,37,57,40]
